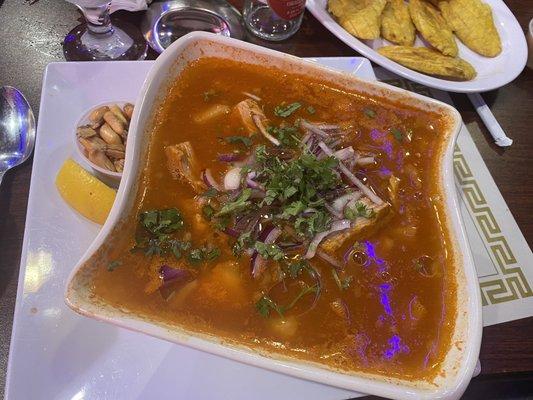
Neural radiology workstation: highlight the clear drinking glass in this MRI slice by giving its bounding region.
[243,0,305,41]
[63,0,148,61]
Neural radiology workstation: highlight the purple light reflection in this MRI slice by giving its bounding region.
[384,334,410,360]
[379,283,392,316]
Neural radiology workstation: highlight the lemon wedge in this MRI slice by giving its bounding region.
[55,158,116,224]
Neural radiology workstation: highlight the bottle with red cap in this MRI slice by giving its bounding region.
[243,0,306,41]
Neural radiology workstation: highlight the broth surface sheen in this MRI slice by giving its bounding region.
[92,58,456,381]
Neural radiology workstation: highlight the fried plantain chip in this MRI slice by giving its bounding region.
[409,0,457,56]
[439,0,501,57]
[328,0,356,20]
[381,0,416,46]
[426,0,447,6]
[329,0,387,40]
[378,46,476,80]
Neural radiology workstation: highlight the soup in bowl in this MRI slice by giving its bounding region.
[65,33,481,400]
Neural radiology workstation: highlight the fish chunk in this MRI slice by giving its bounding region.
[378,46,476,80]
[230,99,267,135]
[165,142,206,193]
[439,0,501,57]
[321,197,391,253]
[409,0,457,56]
[381,0,415,46]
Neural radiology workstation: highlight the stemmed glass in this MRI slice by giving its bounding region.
[63,0,148,61]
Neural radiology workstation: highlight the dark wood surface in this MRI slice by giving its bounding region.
[0,0,532,398]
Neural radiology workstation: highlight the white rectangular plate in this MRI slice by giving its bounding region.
[306,0,528,93]
[5,58,374,400]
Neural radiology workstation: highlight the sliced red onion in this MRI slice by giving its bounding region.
[302,207,318,216]
[325,203,344,219]
[224,227,240,237]
[249,189,266,199]
[332,191,362,213]
[278,242,303,251]
[201,169,222,191]
[301,132,311,145]
[224,167,242,191]
[246,172,265,191]
[264,226,282,245]
[298,264,322,316]
[252,227,282,278]
[328,138,342,149]
[317,250,343,270]
[333,146,354,162]
[252,114,280,146]
[305,219,352,259]
[218,153,242,162]
[251,252,263,278]
[357,156,376,166]
[159,266,192,300]
[160,265,190,283]
[300,120,330,139]
[318,141,383,205]
[315,123,340,131]
[242,91,261,101]
[233,152,255,168]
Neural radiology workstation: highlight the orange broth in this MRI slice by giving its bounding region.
[92,57,456,380]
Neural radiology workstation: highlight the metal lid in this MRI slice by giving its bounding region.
[141,0,245,54]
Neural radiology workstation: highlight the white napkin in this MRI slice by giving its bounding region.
[110,0,152,13]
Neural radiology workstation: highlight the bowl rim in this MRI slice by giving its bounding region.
[65,32,482,400]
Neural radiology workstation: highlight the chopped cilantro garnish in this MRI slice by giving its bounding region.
[344,201,375,220]
[187,248,204,264]
[331,269,353,290]
[225,135,253,148]
[255,284,317,318]
[201,187,218,198]
[187,246,220,264]
[274,102,302,117]
[232,232,253,257]
[254,241,285,260]
[215,188,252,217]
[294,209,332,237]
[206,247,221,261]
[280,200,306,219]
[201,204,215,220]
[391,128,403,142]
[364,108,376,118]
[306,106,316,115]
[203,89,217,102]
[140,208,184,235]
[288,259,308,279]
[256,295,284,318]
[266,125,300,148]
[107,260,121,272]
[169,239,190,259]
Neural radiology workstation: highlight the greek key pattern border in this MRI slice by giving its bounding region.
[453,147,532,305]
[382,77,532,306]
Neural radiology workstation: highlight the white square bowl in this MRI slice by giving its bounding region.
[65,32,482,400]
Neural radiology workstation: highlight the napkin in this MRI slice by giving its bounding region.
[110,0,152,13]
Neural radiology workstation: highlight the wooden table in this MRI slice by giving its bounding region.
[0,0,531,398]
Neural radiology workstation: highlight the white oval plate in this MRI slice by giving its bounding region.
[306,0,528,93]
